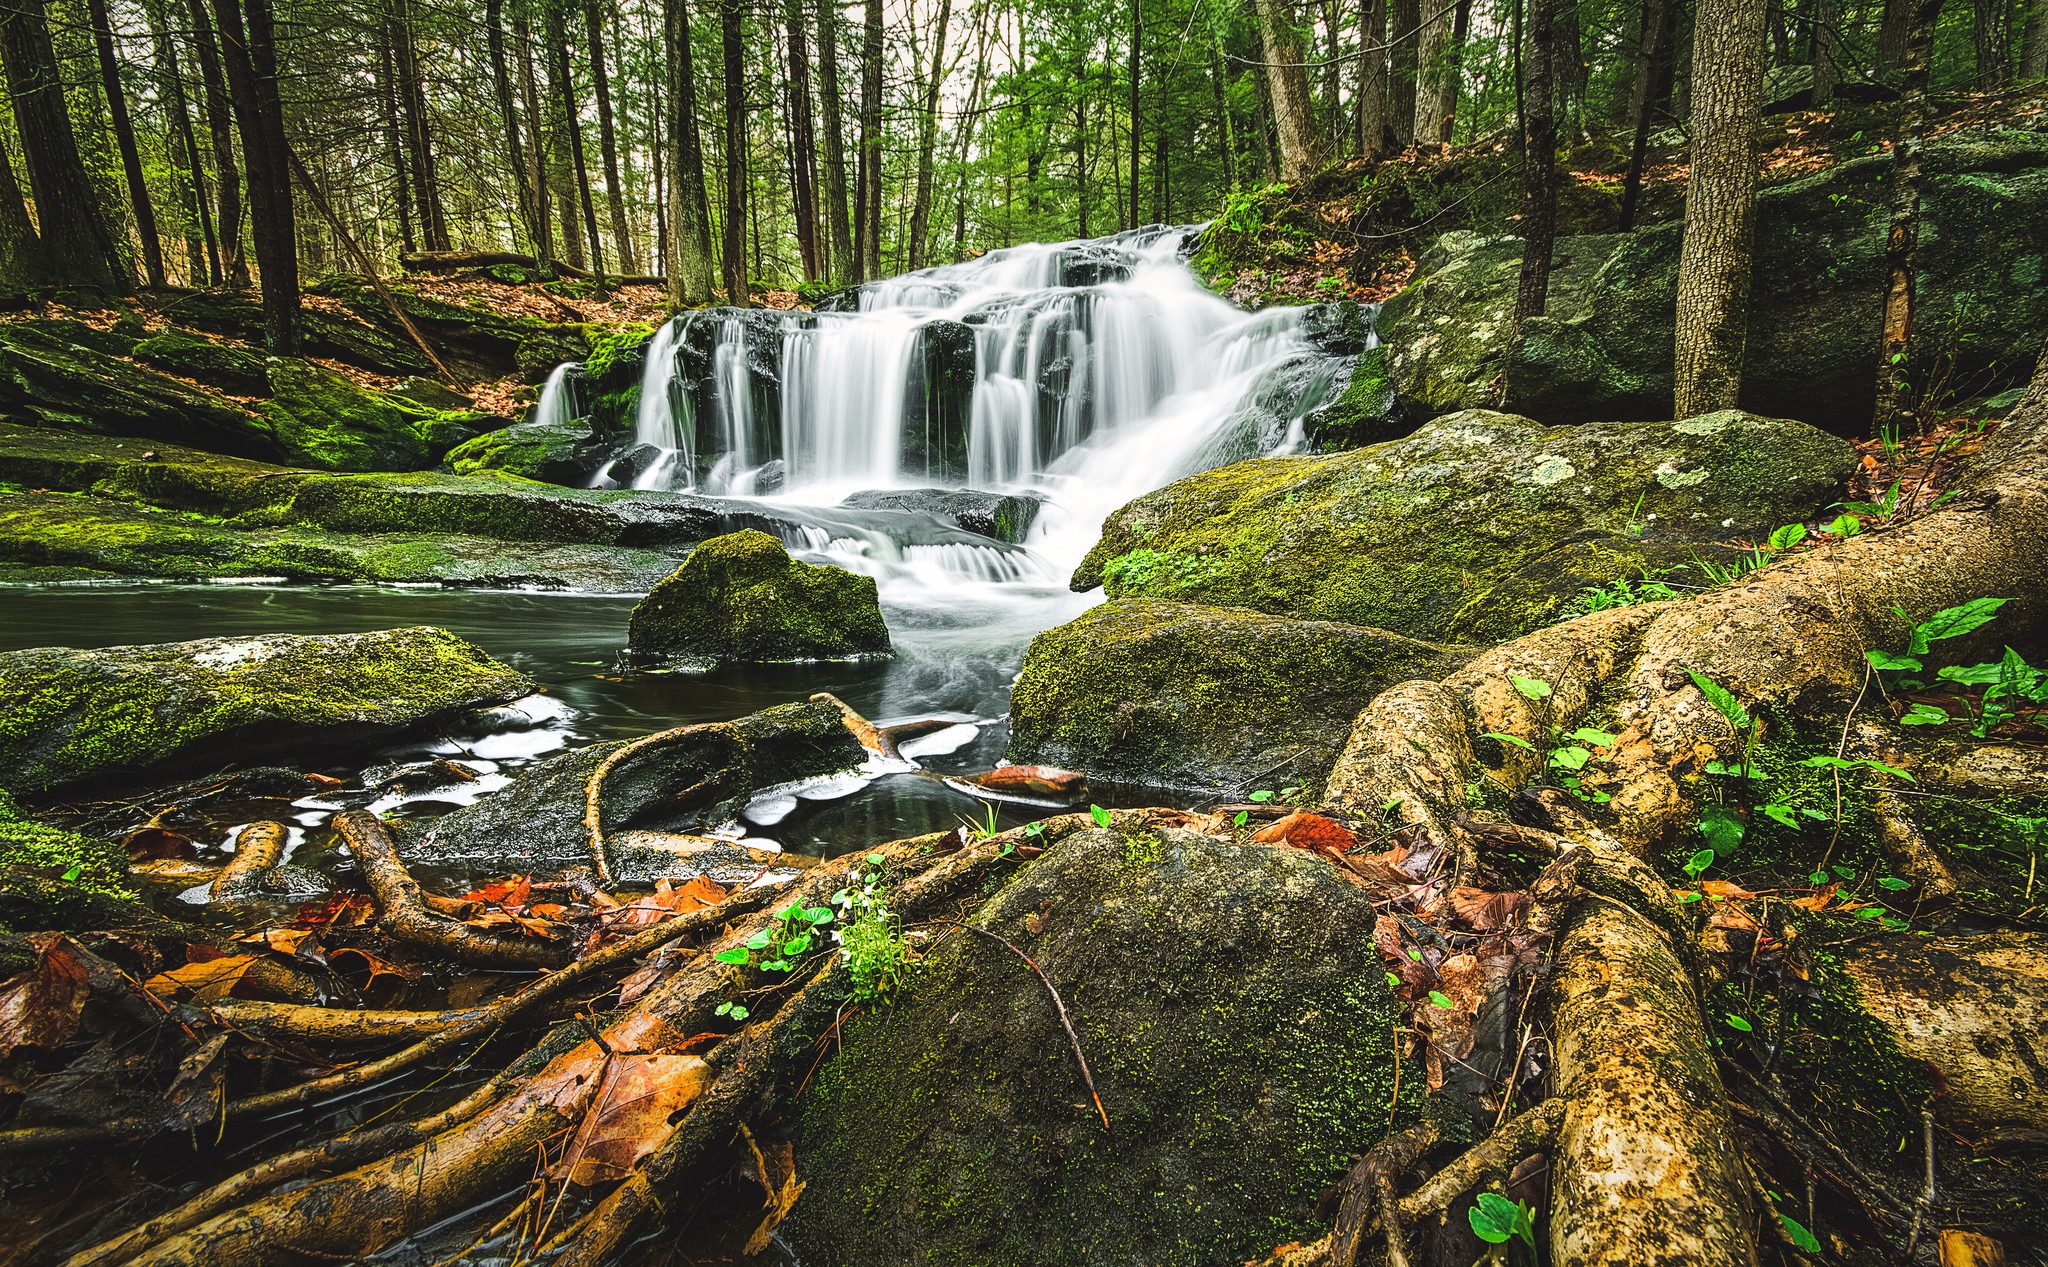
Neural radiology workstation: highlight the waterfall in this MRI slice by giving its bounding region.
[532,362,577,429]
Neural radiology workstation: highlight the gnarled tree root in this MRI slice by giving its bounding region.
[208,820,286,899]
[337,810,571,969]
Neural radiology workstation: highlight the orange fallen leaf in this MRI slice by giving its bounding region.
[1698,880,1757,899]
[238,927,319,957]
[0,934,93,1055]
[739,1125,806,1254]
[146,954,260,1003]
[557,1053,711,1186]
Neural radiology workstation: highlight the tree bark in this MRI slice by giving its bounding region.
[541,0,585,270]
[784,0,820,279]
[1437,0,1470,143]
[185,0,244,285]
[1390,0,1419,146]
[145,0,218,285]
[857,0,883,279]
[1973,0,2012,86]
[1672,0,1769,417]
[584,0,637,272]
[665,0,715,304]
[85,0,164,288]
[1356,0,1388,156]
[1873,0,1946,431]
[514,0,556,265]
[1256,0,1323,180]
[2022,0,2048,77]
[0,131,42,292]
[718,0,747,303]
[550,3,607,282]
[1412,0,1450,145]
[209,0,296,351]
[1618,0,1674,229]
[390,0,448,251]
[1514,0,1557,331]
[816,0,852,280]
[0,0,128,291]
[1128,0,1140,226]
[486,0,541,257]
[377,34,416,255]
[1812,0,1840,101]
[907,0,951,268]
[1211,41,1240,189]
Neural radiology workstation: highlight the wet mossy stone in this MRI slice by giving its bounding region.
[0,320,277,459]
[837,487,1042,543]
[783,826,1414,1267]
[444,416,606,485]
[261,359,436,472]
[131,327,270,396]
[416,699,862,872]
[1009,599,1469,793]
[0,626,535,794]
[628,530,892,665]
[1072,408,1857,644]
[0,789,131,899]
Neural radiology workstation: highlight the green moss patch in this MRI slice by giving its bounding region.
[627,530,892,664]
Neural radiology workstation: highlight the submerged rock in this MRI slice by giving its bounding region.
[628,530,891,665]
[784,825,1410,1265]
[1073,408,1857,643]
[0,627,534,793]
[417,699,863,872]
[838,487,1043,543]
[1009,599,1468,792]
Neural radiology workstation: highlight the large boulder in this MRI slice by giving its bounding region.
[1379,129,2048,431]
[1072,408,1858,643]
[628,530,891,665]
[1009,599,1467,792]
[0,627,534,793]
[415,699,863,874]
[261,359,436,471]
[784,825,1410,1266]
[130,327,271,396]
[0,321,277,459]
[443,416,608,485]
[838,487,1043,543]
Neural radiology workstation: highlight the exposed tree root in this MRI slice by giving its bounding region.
[208,820,286,899]
[337,810,570,968]
[209,999,496,1045]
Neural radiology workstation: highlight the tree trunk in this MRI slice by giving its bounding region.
[1413,0,1450,145]
[208,0,297,352]
[378,34,417,255]
[1812,0,1840,101]
[551,4,607,282]
[584,0,637,273]
[1514,0,1557,331]
[1973,0,2012,86]
[784,0,820,280]
[514,1,556,265]
[1256,0,1323,180]
[1873,0,1946,430]
[907,0,951,268]
[1672,0,1769,417]
[1128,0,1140,226]
[0,0,128,291]
[1878,0,1910,67]
[1619,0,1673,229]
[486,0,541,257]
[185,0,245,285]
[858,0,883,279]
[0,131,42,291]
[665,0,715,304]
[717,0,747,304]
[816,0,852,281]
[2022,0,2048,76]
[1356,0,1388,156]
[391,0,447,251]
[1438,0,1470,143]
[1075,93,1090,237]
[145,0,219,285]
[1211,42,1240,189]
[1390,0,1419,146]
[541,0,585,270]
[85,0,164,287]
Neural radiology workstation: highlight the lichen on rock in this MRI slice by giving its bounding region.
[627,530,892,665]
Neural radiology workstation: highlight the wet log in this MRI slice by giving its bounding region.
[208,820,286,900]
[336,810,569,969]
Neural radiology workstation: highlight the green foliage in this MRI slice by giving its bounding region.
[1868,598,2045,737]
[1560,566,1687,619]
[1468,1192,1536,1249]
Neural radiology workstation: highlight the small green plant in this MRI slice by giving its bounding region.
[1468,1191,1537,1251]
[713,901,836,973]
[1089,804,1113,828]
[1560,566,1688,619]
[1868,597,2046,736]
[959,801,1002,841]
[1481,674,1617,801]
[833,852,914,1005]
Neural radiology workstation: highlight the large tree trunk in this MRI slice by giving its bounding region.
[2022,0,2048,77]
[1412,0,1450,145]
[549,4,607,282]
[816,0,852,281]
[486,0,541,258]
[1672,0,1768,417]
[85,0,164,288]
[718,0,747,304]
[390,0,448,251]
[784,0,820,280]
[377,34,417,255]
[906,0,951,268]
[514,0,556,265]
[0,0,129,291]
[1618,0,1675,229]
[664,0,715,304]
[1873,0,1946,431]
[1355,0,1388,157]
[584,0,637,273]
[185,0,244,285]
[209,0,297,351]
[1256,0,1323,180]
[540,0,585,270]
[0,133,42,291]
[1513,0,1557,332]
[1812,0,1841,101]
[1390,0,1419,146]
[1974,0,2013,85]
[857,0,883,279]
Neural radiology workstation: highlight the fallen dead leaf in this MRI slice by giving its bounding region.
[556,1053,711,1186]
[0,934,92,1056]
[739,1124,807,1254]
[145,955,260,1003]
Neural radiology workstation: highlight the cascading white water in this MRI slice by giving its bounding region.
[532,362,577,430]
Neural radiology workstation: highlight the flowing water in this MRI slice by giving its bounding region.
[5,228,1360,855]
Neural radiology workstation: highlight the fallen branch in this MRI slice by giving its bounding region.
[209,820,286,899]
[209,999,494,1045]
[337,811,568,969]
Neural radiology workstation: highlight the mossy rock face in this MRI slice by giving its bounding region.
[1379,129,2048,431]
[0,321,276,459]
[0,626,535,793]
[1009,599,1468,792]
[0,789,130,899]
[783,826,1412,1267]
[444,416,606,485]
[628,530,891,664]
[416,699,863,872]
[837,487,1042,543]
[261,359,436,471]
[1072,408,1856,643]
[131,327,271,396]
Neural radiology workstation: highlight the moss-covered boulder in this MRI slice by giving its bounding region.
[1073,408,1857,643]
[131,327,271,396]
[628,530,891,665]
[0,789,130,898]
[783,825,1412,1266]
[838,487,1042,543]
[416,699,864,874]
[261,359,436,471]
[444,416,605,484]
[1010,600,1467,792]
[0,627,535,793]
[0,321,277,459]
[1378,129,2048,431]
